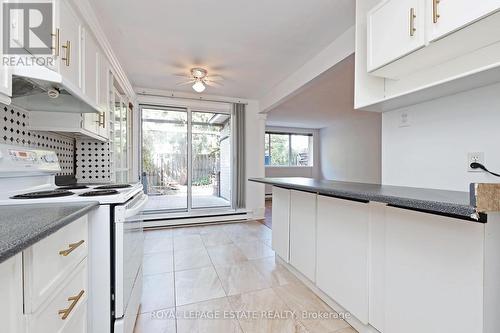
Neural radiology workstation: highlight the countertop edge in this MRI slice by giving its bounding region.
[0,202,99,264]
[250,178,484,223]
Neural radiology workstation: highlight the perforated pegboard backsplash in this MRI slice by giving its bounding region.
[75,139,111,183]
[1,104,74,176]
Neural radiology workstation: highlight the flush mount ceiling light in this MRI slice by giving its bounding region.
[175,67,224,93]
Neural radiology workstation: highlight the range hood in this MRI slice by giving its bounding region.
[10,66,100,114]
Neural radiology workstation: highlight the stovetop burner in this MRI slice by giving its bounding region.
[79,190,119,197]
[11,190,75,199]
[94,184,132,190]
[57,185,89,190]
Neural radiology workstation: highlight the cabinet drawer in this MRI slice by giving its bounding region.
[24,215,88,312]
[27,259,88,333]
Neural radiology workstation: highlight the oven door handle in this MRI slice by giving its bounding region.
[124,194,148,219]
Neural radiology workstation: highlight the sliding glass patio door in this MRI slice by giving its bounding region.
[141,106,232,213]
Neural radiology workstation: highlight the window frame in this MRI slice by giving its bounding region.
[265,131,313,167]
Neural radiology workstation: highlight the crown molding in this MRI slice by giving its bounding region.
[70,0,136,100]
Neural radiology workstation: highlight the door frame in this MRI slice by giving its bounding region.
[139,103,235,214]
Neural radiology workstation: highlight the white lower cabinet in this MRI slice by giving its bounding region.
[271,187,291,262]
[289,190,317,282]
[0,215,90,333]
[370,206,485,333]
[0,254,25,333]
[316,196,370,324]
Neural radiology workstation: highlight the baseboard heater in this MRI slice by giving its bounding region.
[143,211,248,228]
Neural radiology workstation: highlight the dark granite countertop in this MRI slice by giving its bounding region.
[0,202,99,264]
[250,177,485,222]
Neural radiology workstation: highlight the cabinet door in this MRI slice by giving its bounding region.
[0,2,12,101]
[367,0,426,71]
[58,0,81,89]
[0,254,25,333]
[83,28,98,106]
[83,113,99,135]
[316,196,369,324]
[289,190,316,282]
[271,187,291,262]
[378,207,484,333]
[97,53,110,139]
[429,0,500,41]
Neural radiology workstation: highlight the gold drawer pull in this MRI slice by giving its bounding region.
[58,290,85,320]
[51,28,60,57]
[59,240,84,256]
[62,40,71,66]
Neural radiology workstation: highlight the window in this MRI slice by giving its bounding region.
[264,132,313,167]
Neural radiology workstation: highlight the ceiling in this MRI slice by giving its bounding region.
[266,55,357,129]
[89,0,355,99]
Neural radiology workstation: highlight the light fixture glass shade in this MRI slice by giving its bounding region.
[192,80,205,93]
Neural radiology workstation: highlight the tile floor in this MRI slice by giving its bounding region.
[134,221,357,333]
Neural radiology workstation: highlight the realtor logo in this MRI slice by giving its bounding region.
[3,2,53,55]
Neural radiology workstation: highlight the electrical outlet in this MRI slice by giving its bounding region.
[468,152,485,172]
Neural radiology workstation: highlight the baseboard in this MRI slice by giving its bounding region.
[143,212,250,228]
[276,256,381,333]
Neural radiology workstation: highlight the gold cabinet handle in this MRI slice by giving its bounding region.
[59,240,84,256]
[58,290,84,320]
[51,29,60,57]
[433,0,440,23]
[409,8,417,37]
[62,40,71,66]
[95,112,106,128]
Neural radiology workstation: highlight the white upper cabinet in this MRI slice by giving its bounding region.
[367,0,425,72]
[57,0,82,90]
[97,53,110,139]
[429,0,500,42]
[83,28,99,106]
[0,2,12,104]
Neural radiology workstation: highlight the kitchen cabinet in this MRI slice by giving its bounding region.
[57,0,82,90]
[316,196,370,324]
[271,187,291,262]
[370,206,484,333]
[367,0,425,72]
[97,53,110,139]
[0,254,25,333]
[83,28,99,106]
[429,0,500,42]
[0,2,12,105]
[289,190,316,282]
[30,111,108,141]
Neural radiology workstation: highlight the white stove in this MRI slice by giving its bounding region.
[0,144,146,333]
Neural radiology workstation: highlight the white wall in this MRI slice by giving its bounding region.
[382,83,500,191]
[320,111,381,183]
[245,100,266,218]
[264,126,320,194]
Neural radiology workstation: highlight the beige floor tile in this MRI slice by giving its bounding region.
[251,257,301,287]
[207,244,248,266]
[215,261,271,296]
[236,241,275,260]
[134,309,176,333]
[141,273,175,313]
[174,247,212,271]
[197,223,227,234]
[201,231,233,247]
[332,328,357,333]
[144,236,173,254]
[173,226,203,237]
[145,228,173,239]
[228,288,305,333]
[262,237,273,247]
[174,234,205,251]
[143,251,174,276]
[274,283,350,333]
[175,266,226,306]
[176,297,242,333]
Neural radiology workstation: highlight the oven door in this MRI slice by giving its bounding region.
[114,193,148,320]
